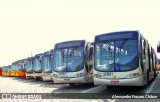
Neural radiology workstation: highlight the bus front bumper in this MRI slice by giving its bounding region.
[26,73,34,78]
[42,73,53,81]
[94,75,144,86]
[53,75,89,84]
[34,73,42,79]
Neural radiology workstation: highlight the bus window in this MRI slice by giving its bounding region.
[95,42,115,71]
[95,39,138,72]
[54,47,84,72]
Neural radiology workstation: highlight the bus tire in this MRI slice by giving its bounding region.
[36,78,40,81]
[89,82,94,86]
[107,86,114,89]
[69,83,75,86]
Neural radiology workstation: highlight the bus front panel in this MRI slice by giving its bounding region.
[93,31,143,86]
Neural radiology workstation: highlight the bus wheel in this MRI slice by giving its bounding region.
[107,86,114,89]
[69,83,75,86]
[88,82,94,86]
[36,78,40,81]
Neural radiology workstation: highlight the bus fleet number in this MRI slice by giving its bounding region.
[103,72,113,76]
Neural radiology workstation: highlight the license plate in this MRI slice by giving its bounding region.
[64,78,70,81]
[35,74,39,76]
[111,80,119,84]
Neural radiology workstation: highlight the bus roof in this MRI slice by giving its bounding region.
[44,51,50,56]
[50,49,54,54]
[35,53,43,58]
[27,57,34,60]
[94,31,139,43]
[54,40,86,49]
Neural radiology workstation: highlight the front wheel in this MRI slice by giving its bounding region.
[107,86,115,89]
[36,78,41,81]
[69,83,76,86]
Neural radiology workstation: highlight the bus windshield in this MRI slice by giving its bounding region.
[95,39,138,72]
[2,67,6,71]
[26,61,32,70]
[22,63,25,70]
[50,55,54,69]
[7,67,10,71]
[54,47,84,72]
[43,56,51,70]
[11,65,14,71]
[34,58,41,71]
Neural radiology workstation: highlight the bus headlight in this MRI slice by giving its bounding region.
[94,74,99,78]
[126,73,139,78]
[76,73,84,77]
[94,73,103,78]
[53,74,58,78]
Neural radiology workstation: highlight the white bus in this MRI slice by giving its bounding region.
[33,53,43,80]
[42,50,53,81]
[26,57,34,79]
[53,40,93,86]
[93,31,158,86]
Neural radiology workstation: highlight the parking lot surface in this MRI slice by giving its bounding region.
[0,75,160,102]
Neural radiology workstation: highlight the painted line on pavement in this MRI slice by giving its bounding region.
[81,85,106,93]
[145,79,156,93]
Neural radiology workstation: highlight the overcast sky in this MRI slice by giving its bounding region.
[0,0,160,66]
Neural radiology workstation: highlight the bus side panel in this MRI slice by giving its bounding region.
[20,70,26,78]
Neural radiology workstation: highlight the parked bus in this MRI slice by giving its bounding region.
[11,62,16,76]
[6,65,12,77]
[33,53,43,80]
[15,60,20,77]
[0,66,2,75]
[14,61,21,77]
[53,40,93,86]
[2,67,4,76]
[93,31,157,86]
[42,50,53,81]
[26,57,34,78]
[2,66,7,76]
[158,59,160,71]
[19,59,27,78]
